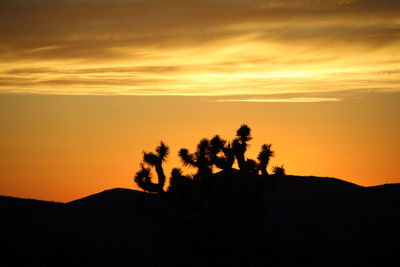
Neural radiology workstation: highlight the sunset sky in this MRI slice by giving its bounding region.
[0,0,399,202]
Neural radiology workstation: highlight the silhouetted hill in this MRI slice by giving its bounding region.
[0,195,63,214]
[275,175,362,194]
[1,175,399,267]
[67,188,154,211]
[68,188,146,205]
[259,177,399,267]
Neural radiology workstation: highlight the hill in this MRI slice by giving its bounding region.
[1,175,399,267]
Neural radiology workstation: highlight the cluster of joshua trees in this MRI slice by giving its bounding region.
[134,124,285,194]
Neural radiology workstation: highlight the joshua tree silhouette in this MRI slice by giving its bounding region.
[134,141,169,193]
[168,168,193,194]
[272,165,286,176]
[209,135,235,173]
[134,125,285,195]
[232,124,252,172]
[178,138,213,180]
[257,144,274,176]
[131,126,291,266]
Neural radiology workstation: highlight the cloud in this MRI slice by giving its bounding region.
[4,66,181,75]
[1,0,399,57]
[217,97,340,103]
[0,0,399,95]
[212,88,394,102]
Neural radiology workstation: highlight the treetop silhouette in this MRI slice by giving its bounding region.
[232,124,252,172]
[178,138,213,181]
[258,144,274,176]
[209,135,235,173]
[134,141,169,194]
[273,165,286,176]
[134,125,285,195]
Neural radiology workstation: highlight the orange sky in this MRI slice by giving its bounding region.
[1,93,399,202]
[0,0,399,201]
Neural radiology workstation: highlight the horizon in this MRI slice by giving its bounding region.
[1,0,399,202]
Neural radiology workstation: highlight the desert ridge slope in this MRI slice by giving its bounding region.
[1,175,399,266]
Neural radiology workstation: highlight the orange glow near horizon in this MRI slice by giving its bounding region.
[0,0,399,201]
[1,94,399,202]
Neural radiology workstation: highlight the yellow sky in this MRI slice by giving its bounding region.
[0,0,399,201]
[0,0,399,97]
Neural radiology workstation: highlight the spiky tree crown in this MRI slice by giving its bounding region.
[196,138,210,158]
[179,148,195,166]
[143,141,169,166]
[257,144,274,161]
[134,164,158,193]
[143,152,159,166]
[273,165,286,176]
[136,164,151,181]
[209,135,234,171]
[156,141,169,161]
[236,124,252,142]
[134,141,169,194]
[210,135,225,154]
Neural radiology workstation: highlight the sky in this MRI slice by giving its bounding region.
[0,0,399,201]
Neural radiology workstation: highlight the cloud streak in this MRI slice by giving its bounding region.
[0,0,399,95]
[217,97,340,103]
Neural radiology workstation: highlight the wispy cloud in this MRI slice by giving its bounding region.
[0,0,399,95]
[217,97,340,103]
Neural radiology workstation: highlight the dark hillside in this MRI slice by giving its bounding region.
[1,176,399,267]
[260,177,400,267]
[275,175,362,194]
[66,188,164,213]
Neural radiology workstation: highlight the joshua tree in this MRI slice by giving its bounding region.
[134,141,169,193]
[168,168,193,193]
[272,165,286,176]
[209,135,235,172]
[178,138,213,180]
[232,124,252,172]
[257,144,274,176]
[246,159,259,177]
